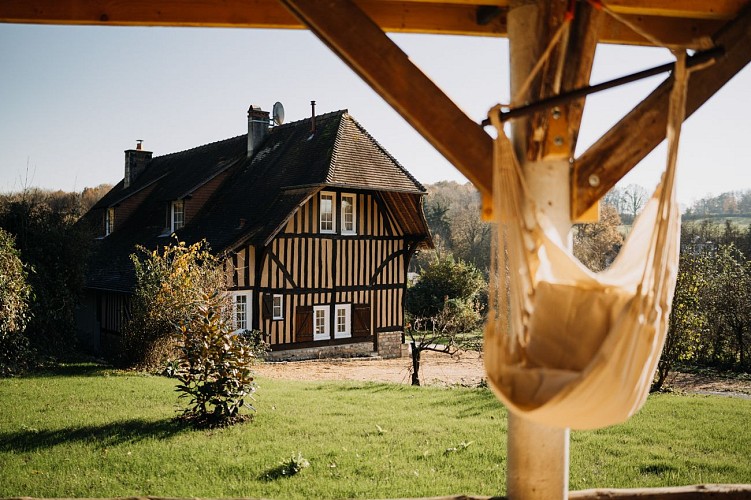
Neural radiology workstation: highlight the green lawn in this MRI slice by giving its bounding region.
[1,364,750,499]
[683,216,751,229]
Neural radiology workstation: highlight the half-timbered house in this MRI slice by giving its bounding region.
[76,105,432,360]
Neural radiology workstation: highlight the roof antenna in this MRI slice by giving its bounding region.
[310,100,316,133]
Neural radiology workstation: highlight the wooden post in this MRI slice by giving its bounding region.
[506,1,570,498]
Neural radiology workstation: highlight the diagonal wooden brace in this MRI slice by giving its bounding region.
[279,0,494,203]
[572,3,751,219]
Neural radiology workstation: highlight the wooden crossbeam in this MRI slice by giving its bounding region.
[603,0,746,21]
[279,0,494,197]
[0,0,506,36]
[572,3,751,219]
[0,1,742,46]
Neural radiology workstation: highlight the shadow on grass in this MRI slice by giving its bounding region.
[259,464,294,482]
[31,363,113,378]
[639,463,677,476]
[0,418,190,452]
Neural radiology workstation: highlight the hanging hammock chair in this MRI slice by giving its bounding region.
[484,53,690,430]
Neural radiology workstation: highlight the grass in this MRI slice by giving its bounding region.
[683,216,751,229]
[1,364,750,499]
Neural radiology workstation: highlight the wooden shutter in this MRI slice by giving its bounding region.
[262,294,273,320]
[352,303,371,338]
[295,305,314,342]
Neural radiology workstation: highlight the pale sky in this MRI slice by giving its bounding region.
[1,24,749,207]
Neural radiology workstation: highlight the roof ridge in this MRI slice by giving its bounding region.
[326,114,347,184]
[152,133,246,160]
[272,109,348,131]
[154,110,348,160]
[343,114,426,192]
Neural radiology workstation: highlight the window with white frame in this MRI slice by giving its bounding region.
[313,305,329,341]
[272,294,284,320]
[232,292,252,331]
[104,208,115,236]
[334,304,351,339]
[341,194,356,235]
[171,200,185,232]
[319,192,335,233]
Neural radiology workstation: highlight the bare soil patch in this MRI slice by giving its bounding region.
[257,350,485,387]
[666,370,751,399]
[257,351,751,397]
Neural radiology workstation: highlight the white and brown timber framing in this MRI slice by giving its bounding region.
[227,191,421,349]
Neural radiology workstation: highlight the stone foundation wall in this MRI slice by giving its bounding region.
[266,341,375,362]
[377,331,403,359]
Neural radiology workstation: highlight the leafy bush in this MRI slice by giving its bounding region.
[406,255,485,319]
[0,228,34,376]
[654,252,710,391]
[0,196,92,354]
[123,239,226,369]
[173,290,262,428]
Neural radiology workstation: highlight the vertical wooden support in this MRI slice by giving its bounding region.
[506,1,570,498]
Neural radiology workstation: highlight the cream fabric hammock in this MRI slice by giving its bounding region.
[484,53,689,430]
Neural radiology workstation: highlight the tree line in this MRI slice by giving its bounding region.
[0,185,110,373]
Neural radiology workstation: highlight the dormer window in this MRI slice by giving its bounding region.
[104,208,115,236]
[171,200,184,232]
[319,192,335,234]
[341,194,356,235]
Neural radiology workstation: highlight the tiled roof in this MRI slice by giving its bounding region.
[82,110,430,292]
[329,115,425,193]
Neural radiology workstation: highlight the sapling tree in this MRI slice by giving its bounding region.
[173,290,264,428]
[406,256,485,386]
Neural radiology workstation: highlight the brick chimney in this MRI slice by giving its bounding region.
[247,105,270,158]
[124,140,153,189]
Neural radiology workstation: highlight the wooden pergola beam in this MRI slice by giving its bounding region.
[0,0,507,35]
[0,0,509,36]
[279,0,494,197]
[572,3,751,219]
[0,1,742,46]
[603,0,746,20]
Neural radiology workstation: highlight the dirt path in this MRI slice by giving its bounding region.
[257,351,751,397]
[257,350,485,387]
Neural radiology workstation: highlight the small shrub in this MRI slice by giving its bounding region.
[264,452,310,480]
[173,290,262,428]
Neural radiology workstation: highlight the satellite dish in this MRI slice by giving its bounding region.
[272,102,285,125]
